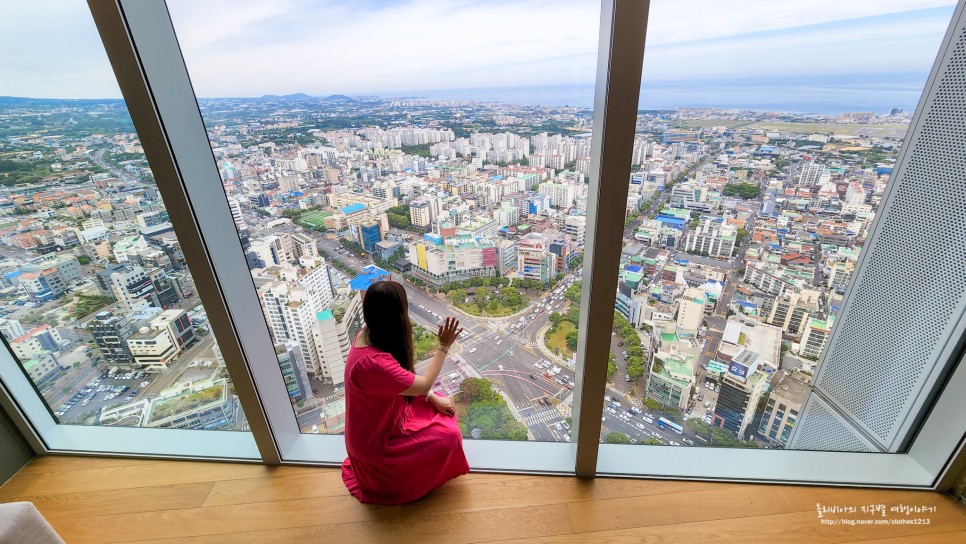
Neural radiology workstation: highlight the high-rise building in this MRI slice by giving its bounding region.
[766,290,820,339]
[517,233,557,284]
[538,182,576,209]
[712,349,768,438]
[757,370,810,447]
[109,265,159,312]
[494,239,517,276]
[494,204,520,228]
[90,310,136,367]
[800,316,834,359]
[683,216,736,258]
[646,351,695,411]
[675,287,706,338]
[407,234,497,285]
[409,200,431,229]
[150,309,196,350]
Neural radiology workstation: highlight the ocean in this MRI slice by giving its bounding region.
[381,72,932,115]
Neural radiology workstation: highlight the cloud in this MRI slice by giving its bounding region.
[0,0,957,99]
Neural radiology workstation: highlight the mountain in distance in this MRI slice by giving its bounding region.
[322,94,355,103]
[0,96,124,106]
[258,92,314,101]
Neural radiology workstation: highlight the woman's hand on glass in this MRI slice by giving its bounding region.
[436,316,462,348]
[429,393,456,416]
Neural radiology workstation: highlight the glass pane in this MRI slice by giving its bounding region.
[0,2,248,432]
[604,0,954,449]
[168,0,600,442]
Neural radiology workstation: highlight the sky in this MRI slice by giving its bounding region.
[0,0,958,107]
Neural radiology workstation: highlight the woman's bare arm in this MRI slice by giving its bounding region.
[401,316,462,396]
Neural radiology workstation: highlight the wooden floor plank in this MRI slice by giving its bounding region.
[845,531,966,544]
[124,503,574,544]
[204,468,723,508]
[4,455,962,544]
[567,483,958,533]
[0,459,317,498]
[3,482,214,518]
[15,455,179,474]
[490,509,966,544]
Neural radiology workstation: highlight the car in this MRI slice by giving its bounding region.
[498,365,504,371]
[651,431,661,438]
[543,397,551,405]
[496,340,502,346]
[529,374,535,380]
[669,441,681,446]
[469,347,478,354]
[509,351,514,357]
[617,341,624,347]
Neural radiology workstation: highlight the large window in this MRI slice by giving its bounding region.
[1,0,965,487]
[0,2,249,437]
[601,0,956,450]
[167,0,600,444]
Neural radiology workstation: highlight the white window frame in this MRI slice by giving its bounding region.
[1,0,964,488]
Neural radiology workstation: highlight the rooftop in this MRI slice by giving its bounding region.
[349,264,391,291]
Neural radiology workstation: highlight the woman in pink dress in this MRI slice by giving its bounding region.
[342,280,470,504]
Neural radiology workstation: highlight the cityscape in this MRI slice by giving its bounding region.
[0,92,912,449]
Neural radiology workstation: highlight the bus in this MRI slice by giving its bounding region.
[657,417,684,435]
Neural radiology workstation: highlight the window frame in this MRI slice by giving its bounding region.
[0,0,962,488]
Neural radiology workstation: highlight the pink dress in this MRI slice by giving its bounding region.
[341,344,469,504]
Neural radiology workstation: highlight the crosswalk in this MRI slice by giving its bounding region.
[522,407,562,427]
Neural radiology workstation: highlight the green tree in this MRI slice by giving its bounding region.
[548,311,563,327]
[605,432,630,444]
[449,288,467,305]
[565,331,579,351]
[607,352,617,380]
[640,437,663,445]
[565,281,581,302]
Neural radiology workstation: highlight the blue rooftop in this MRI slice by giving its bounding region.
[350,265,391,291]
[340,203,367,214]
[625,265,643,273]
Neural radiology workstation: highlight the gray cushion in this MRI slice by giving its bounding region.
[0,502,64,544]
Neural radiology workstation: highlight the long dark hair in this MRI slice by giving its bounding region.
[361,280,415,375]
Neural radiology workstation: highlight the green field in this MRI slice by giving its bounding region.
[669,119,754,129]
[750,121,908,138]
[671,119,909,138]
[545,320,577,359]
[300,210,332,229]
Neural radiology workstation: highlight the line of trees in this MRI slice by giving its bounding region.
[613,314,646,380]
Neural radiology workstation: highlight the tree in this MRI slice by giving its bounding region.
[548,311,563,327]
[77,255,92,265]
[607,353,617,380]
[605,432,630,444]
[640,437,663,445]
[474,286,488,303]
[449,288,467,305]
[722,183,761,200]
[565,281,581,303]
[566,331,579,351]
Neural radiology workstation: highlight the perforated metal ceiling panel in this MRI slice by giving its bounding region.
[808,7,966,452]
[790,394,876,453]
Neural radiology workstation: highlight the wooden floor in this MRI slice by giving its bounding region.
[0,456,964,543]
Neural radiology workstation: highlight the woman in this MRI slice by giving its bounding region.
[341,280,470,504]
